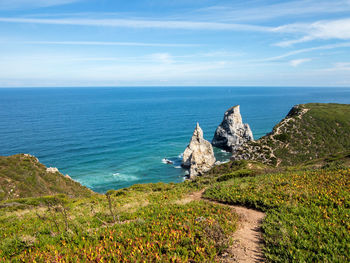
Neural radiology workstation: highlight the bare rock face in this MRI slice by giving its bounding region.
[212,105,253,152]
[182,123,216,179]
[46,167,59,173]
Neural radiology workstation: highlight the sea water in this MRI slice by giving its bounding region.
[1,86,349,192]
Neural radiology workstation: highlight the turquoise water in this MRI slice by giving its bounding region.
[1,86,349,192]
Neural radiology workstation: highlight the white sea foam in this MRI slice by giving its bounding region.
[162,155,183,167]
[112,172,138,182]
[162,158,174,164]
[215,160,230,165]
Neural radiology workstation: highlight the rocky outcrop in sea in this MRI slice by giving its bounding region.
[182,123,216,179]
[212,105,254,152]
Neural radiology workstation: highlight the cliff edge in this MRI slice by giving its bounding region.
[0,154,93,201]
[231,103,350,166]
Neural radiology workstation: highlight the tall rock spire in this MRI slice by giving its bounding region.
[212,105,253,152]
[182,123,216,179]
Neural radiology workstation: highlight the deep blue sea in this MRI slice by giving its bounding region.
[1,87,350,193]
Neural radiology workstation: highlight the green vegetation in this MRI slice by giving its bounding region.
[0,182,237,262]
[235,103,350,166]
[0,154,92,201]
[203,164,350,262]
[1,103,350,262]
[1,153,350,262]
[216,169,255,182]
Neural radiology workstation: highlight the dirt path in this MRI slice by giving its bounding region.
[178,189,265,263]
[220,204,265,263]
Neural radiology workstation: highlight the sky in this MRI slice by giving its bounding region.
[0,0,350,87]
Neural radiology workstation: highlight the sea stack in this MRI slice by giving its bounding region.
[182,123,216,179]
[212,105,253,152]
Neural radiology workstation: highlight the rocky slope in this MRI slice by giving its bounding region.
[182,123,216,178]
[231,103,350,166]
[212,105,254,152]
[0,154,93,201]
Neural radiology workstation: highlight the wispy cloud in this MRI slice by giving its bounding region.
[325,62,350,71]
[261,42,350,62]
[194,0,350,22]
[0,0,81,10]
[21,40,199,47]
[1,1,350,87]
[1,50,349,87]
[0,17,272,31]
[2,16,350,48]
[290,58,311,67]
[274,18,350,46]
[148,53,174,64]
[0,52,231,86]
[0,50,239,64]
[200,51,243,57]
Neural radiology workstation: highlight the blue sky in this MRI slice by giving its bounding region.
[0,0,350,87]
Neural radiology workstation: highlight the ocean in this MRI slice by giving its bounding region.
[1,86,349,193]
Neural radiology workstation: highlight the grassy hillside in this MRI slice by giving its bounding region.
[0,154,238,262]
[1,153,349,262]
[0,182,237,262]
[203,163,350,262]
[194,152,350,262]
[1,103,350,262]
[0,154,92,201]
[232,103,350,166]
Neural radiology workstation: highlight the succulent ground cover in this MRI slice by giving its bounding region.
[203,166,350,262]
[1,155,349,262]
[0,182,237,262]
[1,103,350,262]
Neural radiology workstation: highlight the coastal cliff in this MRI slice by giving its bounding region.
[0,103,349,262]
[0,154,92,201]
[231,103,350,166]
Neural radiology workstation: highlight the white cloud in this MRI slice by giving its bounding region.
[262,42,350,62]
[325,62,350,71]
[200,51,243,57]
[22,40,199,47]
[1,51,350,87]
[290,58,311,67]
[193,0,350,22]
[274,18,350,46]
[1,16,349,48]
[0,17,272,31]
[0,52,231,86]
[0,0,81,10]
[149,53,174,64]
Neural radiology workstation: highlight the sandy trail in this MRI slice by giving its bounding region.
[180,189,265,263]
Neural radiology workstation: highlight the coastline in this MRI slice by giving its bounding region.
[1,87,350,192]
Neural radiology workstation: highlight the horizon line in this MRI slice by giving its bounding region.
[0,85,349,89]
